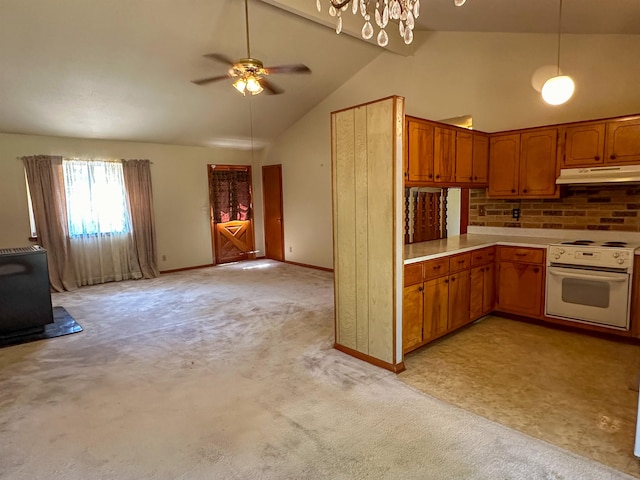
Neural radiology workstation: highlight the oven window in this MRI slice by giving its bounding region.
[561,278,610,308]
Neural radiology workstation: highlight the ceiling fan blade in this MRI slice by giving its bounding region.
[260,78,283,95]
[203,53,236,66]
[263,64,311,75]
[191,74,231,86]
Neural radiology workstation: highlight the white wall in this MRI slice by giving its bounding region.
[0,133,264,271]
[266,31,640,269]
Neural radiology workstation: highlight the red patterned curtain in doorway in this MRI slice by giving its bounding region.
[211,169,251,223]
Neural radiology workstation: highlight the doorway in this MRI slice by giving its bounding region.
[208,164,255,265]
[262,164,285,261]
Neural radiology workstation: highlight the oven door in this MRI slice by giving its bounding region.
[545,266,631,330]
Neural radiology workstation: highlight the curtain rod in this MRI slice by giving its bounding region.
[17,156,153,164]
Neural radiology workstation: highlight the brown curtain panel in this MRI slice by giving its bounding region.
[22,155,77,292]
[122,159,160,278]
[211,170,251,223]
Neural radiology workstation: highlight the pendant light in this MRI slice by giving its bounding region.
[542,0,574,105]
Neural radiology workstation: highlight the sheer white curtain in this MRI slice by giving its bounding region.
[63,159,142,286]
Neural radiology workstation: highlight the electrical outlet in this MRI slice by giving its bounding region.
[512,208,520,220]
[162,255,167,261]
[289,246,293,253]
[479,205,486,216]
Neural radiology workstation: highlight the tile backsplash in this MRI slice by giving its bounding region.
[469,185,640,232]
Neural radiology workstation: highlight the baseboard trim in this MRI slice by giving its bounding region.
[285,260,334,273]
[334,343,405,374]
[159,263,214,274]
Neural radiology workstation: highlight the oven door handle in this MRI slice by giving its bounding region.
[548,269,628,282]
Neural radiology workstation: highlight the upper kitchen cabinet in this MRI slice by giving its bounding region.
[434,126,455,183]
[563,122,605,167]
[606,117,640,164]
[405,117,435,183]
[561,116,640,168]
[488,129,559,198]
[519,128,559,197]
[488,133,520,197]
[454,131,489,185]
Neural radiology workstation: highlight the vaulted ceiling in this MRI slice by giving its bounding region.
[0,0,638,148]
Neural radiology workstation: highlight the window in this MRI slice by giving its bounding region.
[62,159,130,236]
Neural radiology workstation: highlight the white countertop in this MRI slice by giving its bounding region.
[404,226,640,264]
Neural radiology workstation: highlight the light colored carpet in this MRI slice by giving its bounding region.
[0,260,635,479]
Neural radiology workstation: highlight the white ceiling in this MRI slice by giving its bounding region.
[0,0,638,149]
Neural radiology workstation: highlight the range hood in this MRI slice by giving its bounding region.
[556,165,640,185]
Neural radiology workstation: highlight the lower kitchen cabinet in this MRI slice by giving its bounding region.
[496,247,545,318]
[423,275,449,341]
[402,282,424,352]
[470,263,495,320]
[448,270,470,329]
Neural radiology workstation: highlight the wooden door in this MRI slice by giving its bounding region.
[406,118,435,182]
[448,270,470,329]
[262,164,285,261]
[469,266,484,321]
[472,133,489,184]
[519,128,558,197]
[454,130,473,183]
[606,118,640,164]
[403,283,424,353]
[564,123,605,167]
[208,165,255,265]
[423,276,449,341]
[488,134,520,197]
[496,262,543,317]
[434,126,455,183]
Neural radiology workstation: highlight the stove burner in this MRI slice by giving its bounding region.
[561,240,595,245]
[602,241,627,247]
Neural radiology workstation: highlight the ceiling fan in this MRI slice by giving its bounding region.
[191,0,311,96]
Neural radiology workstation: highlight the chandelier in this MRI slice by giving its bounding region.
[317,0,419,46]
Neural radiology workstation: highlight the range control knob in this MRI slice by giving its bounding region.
[559,248,565,254]
[613,252,620,258]
[617,258,625,265]
[554,254,561,260]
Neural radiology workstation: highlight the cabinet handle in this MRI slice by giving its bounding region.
[404,171,408,177]
[522,188,528,193]
[434,265,441,270]
[594,156,600,161]
[451,277,456,282]
[474,176,478,180]
[458,260,465,264]
[428,174,433,178]
[418,286,424,292]
[469,176,473,181]
[444,279,449,283]
[533,268,540,273]
[511,189,516,193]
[515,253,527,257]
[610,154,617,160]
[436,175,440,179]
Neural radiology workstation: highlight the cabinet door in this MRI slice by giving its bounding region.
[606,118,640,164]
[472,133,489,184]
[434,126,455,183]
[482,263,495,315]
[488,134,520,197]
[403,283,424,353]
[496,262,543,317]
[423,276,449,341]
[469,266,484,321]
[454,130,473,183]
[448,270,470,329]
[406,119,435,182]
[519,128,558,197]
[564,123,605,167]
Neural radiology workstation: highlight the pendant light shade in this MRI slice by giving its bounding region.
[542,75,575,105]
[542,0,574,106]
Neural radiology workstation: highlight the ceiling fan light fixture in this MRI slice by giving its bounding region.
[245,75,263,95]
[233,77,247,96]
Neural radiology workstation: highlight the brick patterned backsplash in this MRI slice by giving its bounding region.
[469,185,640,232]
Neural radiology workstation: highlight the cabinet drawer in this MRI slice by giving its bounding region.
[404,263,423,287]
[423,257,449,280]
[449,253,471,272]
[470,247,496,267]
[498,246,544,264]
